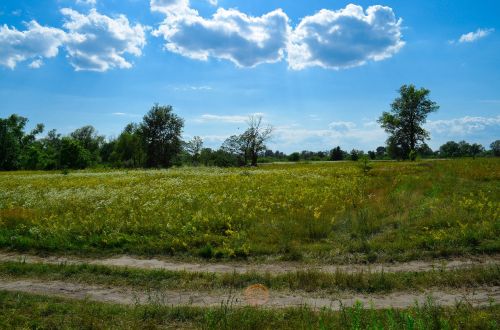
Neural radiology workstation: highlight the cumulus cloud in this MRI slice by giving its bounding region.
[0,21,67,69]
[288,4,404,70]
[426,115,500,135]
[196,112,265,123]
[458,28,494,43]
[153,5,290,67]
[61,8,147,72]
[151,2,403,70]
[0,8,146,71]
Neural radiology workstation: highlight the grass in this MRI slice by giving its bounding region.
[0,159,498,262]
[0,261,498,294]
[0,290,498,329]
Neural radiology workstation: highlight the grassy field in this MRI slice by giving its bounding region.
[0,159,498,262]
[0,159,499,262]
[1,290,498,330]
[0,159,499,328]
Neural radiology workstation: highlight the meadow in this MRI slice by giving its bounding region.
[0,159,498,262]
[0,158,499,328]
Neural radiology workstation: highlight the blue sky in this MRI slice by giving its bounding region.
[1,0,499,152]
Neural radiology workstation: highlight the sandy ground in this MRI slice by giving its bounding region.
[0,279,498,310]
[0,252,498,275]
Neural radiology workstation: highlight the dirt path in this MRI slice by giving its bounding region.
[0,279,498,310]
[0,252,498,275]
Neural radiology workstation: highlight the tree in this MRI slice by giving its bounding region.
[378,84,439,160]
[0,114,44,170]
[417,143,434,158]
[375,146,387,159]
[288,152,300,162]
[350,149,363,161]
[185,136,204,165]
[221,116,273,166]
[60,137,91,169]
[469,143,484,159]
[141,104,184,168]
[329,146,345,161]
[112,123,145,167]
[491,140,500,157]
[458,141,471,157]
[242,116,273,166]
[70,126,104,162]
[221,135,248,166]
[439,141,460,158]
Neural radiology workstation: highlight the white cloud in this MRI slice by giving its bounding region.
[458,28,494,43]
[112,112,141,117]
[29,59,44,69]
[426,115,500,135]
[328,121,357,131]
[76,0,97,6]
[0,21,67,69]
[288,4,404,70]
[151,3,404,70]
[153,5,290,68]
[271,121,386,151]
[61,8,147,72]
[150,0,193,15]
[196,112,265,123]
[170,85,213,91]
[207,0,217,6]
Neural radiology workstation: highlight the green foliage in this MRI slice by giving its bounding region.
[330,146,345,161]
[287,152,300,162]
[359,156,373,174]
[491,140,500,157]
[111,123,146,168]
[60,137,92,169]
[379,84,439,160]
[141,104,184,168]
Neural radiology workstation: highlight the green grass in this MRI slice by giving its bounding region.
[0,290,498,329]
[1,261,498,294]
[0,159,499,262]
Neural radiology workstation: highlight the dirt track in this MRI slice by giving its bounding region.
[1,252,498,275]
[0,279,498,310]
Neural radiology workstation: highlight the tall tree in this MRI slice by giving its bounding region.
[242,116,273,166]
[141,104,184,168]
[378,84,439,160]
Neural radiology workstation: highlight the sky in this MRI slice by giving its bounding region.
[1,0,499,153]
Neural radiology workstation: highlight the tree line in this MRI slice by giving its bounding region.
[0,105,274,170]
[1,85,499,171]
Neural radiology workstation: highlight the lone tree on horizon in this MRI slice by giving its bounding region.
[378,84,439,160]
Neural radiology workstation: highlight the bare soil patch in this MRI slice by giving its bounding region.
[0,252,498,275]
[0,279,497,310]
